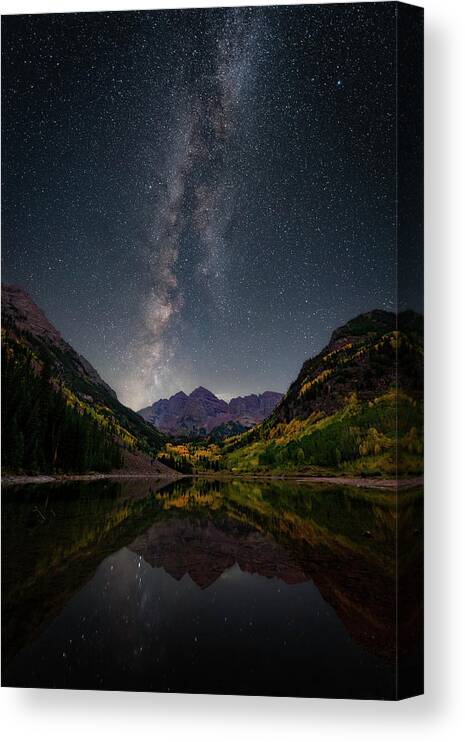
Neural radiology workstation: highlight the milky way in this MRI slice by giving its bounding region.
[2,5,423,409]
[130,10,272,407]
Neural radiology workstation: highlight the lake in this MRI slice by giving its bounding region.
[1,476,423,699]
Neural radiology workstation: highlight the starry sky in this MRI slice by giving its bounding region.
[2,4,423,410]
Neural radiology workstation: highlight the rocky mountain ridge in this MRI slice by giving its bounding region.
[139,387,283,437]
[2,284,166,469]
[219,309,424,476]
[269,309,423,426]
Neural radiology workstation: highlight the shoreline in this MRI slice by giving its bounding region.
[190,473,423,490]
[1,472,183,487]
[1,471,423,491]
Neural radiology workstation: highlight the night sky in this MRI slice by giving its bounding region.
[1,4,423,410]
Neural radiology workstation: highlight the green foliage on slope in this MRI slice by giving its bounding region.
[2,338,124,474]
[2,284,167,472]
[159,310,423,477]
[221,391,422,476]
[215,311,424,477]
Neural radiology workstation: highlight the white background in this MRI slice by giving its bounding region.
[1,0,464,739]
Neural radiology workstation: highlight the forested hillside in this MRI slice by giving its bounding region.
[2,284,166,475]
[2,338,123,473]
[158,310,423,478]
[221,310,423,477]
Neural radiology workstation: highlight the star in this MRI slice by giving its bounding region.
[2,3,422,409]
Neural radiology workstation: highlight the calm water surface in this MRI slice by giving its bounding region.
[1,477,423,698]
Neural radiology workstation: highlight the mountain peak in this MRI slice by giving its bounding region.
[139,388,283,436]
[328,309,423,348]
[190,386,217,398]
[2,283,63,344]
[170,390,188,400]
[2,283,119,399]
[329,309,396,347]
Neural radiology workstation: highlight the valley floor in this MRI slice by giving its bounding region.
[190,473,423,490]
[1,451,183,487]
[2,471,423,490]
[1,471,183,487]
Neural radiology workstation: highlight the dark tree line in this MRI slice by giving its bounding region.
[159,451,223,474]
[2,340,123,474]
[159,453,194,474]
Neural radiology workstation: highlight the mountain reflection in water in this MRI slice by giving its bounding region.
[1,477,423,699]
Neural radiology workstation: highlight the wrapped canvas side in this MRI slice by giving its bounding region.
[396,1,424,700]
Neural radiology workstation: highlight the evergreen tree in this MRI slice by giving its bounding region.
[2,339,124,474]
